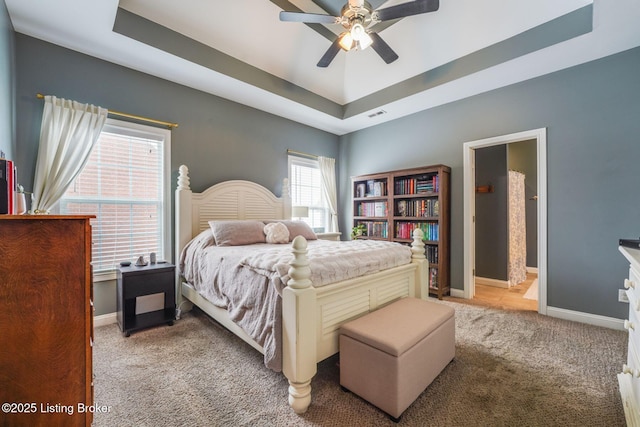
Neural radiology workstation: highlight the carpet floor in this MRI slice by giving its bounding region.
[93,299,627,426]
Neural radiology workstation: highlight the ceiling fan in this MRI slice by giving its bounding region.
[279,0,440,67]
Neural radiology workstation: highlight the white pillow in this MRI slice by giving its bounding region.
[264,222,290,244]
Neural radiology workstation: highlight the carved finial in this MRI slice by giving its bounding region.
[288,236,311,290]
[177,165,191,191]
[411,228,426,260]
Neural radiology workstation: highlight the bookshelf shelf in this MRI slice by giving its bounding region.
[352,165,451,299]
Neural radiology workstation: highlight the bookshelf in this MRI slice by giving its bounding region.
[352,165,451,299]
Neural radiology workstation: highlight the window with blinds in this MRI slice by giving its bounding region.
[59,119,171,278]
[288,155,328,233]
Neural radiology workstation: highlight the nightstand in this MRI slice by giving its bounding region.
[117,263,176,337]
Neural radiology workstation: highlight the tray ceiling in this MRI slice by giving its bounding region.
[6,0,640,134]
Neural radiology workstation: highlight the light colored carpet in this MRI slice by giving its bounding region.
[524,279,539,300]
[93,299,627,426]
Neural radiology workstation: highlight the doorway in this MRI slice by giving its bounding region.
[462,128,547,315]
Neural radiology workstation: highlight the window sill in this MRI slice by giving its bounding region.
[93,270,116,283]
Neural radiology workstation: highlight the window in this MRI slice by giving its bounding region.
[288,155,328,233]
[59,119,171,281]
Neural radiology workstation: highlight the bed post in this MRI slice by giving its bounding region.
[282,177,291,219]
[411,228,429,299]
[282,236,316,414]
[175,165,193,317]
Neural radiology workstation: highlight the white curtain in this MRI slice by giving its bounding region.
[32,96,108,213]
[508,170,527,285]
[318,156,339,233]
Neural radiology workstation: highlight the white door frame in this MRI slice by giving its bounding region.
[463,128,548,314]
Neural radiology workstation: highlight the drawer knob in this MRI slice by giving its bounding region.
[625,279,636,289]
[625,319,635,331]
[623,364,640,377]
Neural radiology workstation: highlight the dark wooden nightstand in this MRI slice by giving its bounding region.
[117,262,176,337]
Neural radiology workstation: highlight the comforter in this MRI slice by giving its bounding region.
[179,230,412,371]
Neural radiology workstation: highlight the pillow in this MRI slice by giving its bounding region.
[208,220,266,246]
[264,222,290,244]
[265,220,317,242]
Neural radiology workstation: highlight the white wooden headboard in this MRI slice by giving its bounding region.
[175,165,291,261]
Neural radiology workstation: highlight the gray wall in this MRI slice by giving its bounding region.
[0,1,14,160]
[14,35,339,316]
[339,46,640,320]
[475,145,508,281]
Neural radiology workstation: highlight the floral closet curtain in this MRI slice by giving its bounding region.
[508,170,527,285]
[32,95,108,213]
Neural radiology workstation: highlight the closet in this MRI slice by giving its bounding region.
[475,140,537,288]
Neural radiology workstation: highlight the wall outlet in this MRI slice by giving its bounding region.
[619,289,630,303]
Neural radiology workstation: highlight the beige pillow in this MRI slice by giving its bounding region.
[265,220,317,241]
[264,222,290,244]
[208,220,266,246]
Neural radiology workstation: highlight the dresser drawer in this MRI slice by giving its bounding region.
[626,305,640,354]
[629,266,640,299]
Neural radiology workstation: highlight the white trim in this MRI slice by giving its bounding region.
[463,128,548,315]
[475,276,510,289]
[94,312,117,327]
[450,288,465,298]
[527,266,539,274]
[546,306,625,331]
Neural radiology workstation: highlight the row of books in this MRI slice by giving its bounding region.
[0,158,17,215]
[426,245,439,264]
[356,201,388,217]
[395,221,439,241]
[395,199,439,218]
[356,221,388,238]
[355,180,388,198]
[395,174,439,195]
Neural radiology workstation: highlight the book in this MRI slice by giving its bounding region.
[0,159,8,214]
[7,160,14,214]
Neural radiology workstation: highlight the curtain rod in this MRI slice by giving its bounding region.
[287,149,318,159]
[36,93,179,129]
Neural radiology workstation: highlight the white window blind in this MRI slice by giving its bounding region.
[288,156,328,233]
[59,119,170,277]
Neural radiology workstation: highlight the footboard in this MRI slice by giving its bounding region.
[281,229,428,414]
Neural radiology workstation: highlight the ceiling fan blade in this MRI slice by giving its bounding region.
[375,0,439,22]
[369,32,399,64]
[279,11,339,24]
[317,39,342,68]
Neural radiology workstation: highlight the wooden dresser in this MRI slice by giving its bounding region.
[0,216,94,427]
[619,245,640,427]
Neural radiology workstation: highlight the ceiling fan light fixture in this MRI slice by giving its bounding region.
[349,22,372,50]
[357,33,373,50]
[338,31,354,51]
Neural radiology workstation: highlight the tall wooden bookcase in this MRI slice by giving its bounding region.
[352,165,451,299]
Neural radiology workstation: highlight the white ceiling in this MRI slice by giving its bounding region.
[5,0,640,135]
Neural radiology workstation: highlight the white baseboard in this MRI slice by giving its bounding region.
[546,306,625,331]
[475,276,510,288]
[94,312,117,327]
[450,288,465,298]
[448,289,625,331]
[527,266,539,274]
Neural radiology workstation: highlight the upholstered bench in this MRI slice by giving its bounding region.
[339,297,455,421]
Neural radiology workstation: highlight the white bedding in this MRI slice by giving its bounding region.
[179,230,412,371]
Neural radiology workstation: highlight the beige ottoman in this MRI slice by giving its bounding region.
[339,297,455,421]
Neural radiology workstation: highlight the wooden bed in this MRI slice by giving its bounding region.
[174,165,429,414]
